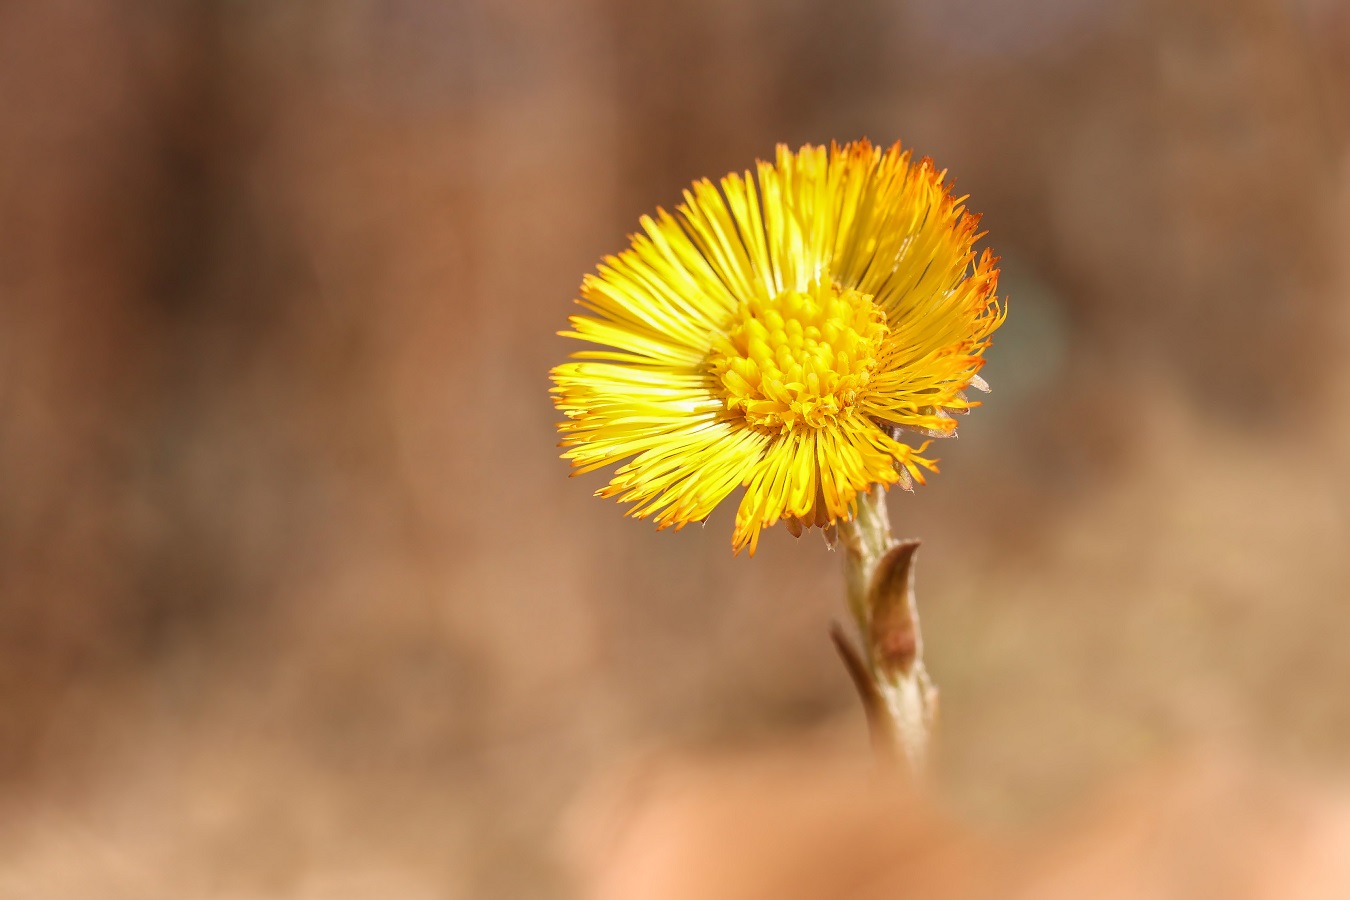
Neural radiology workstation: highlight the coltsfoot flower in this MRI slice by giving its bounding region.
[551,141,1004,554]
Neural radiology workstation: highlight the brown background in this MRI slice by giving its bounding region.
[3,0,1350,896]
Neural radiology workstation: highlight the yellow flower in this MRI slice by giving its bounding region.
[551,140,1004,555]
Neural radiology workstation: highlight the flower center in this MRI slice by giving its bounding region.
[708,281,888,431]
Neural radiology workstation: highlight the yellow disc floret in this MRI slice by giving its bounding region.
[709,280,888,431]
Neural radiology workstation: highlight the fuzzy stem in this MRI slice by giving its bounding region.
[834,487,936,774]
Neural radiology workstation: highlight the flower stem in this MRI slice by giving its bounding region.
[834,487,937,775]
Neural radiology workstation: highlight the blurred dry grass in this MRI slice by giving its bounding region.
[2,0,1350,896]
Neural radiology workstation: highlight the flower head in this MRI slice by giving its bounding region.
[551,141,1004,554]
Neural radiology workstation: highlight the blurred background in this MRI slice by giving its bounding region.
[3,0,1350,896]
